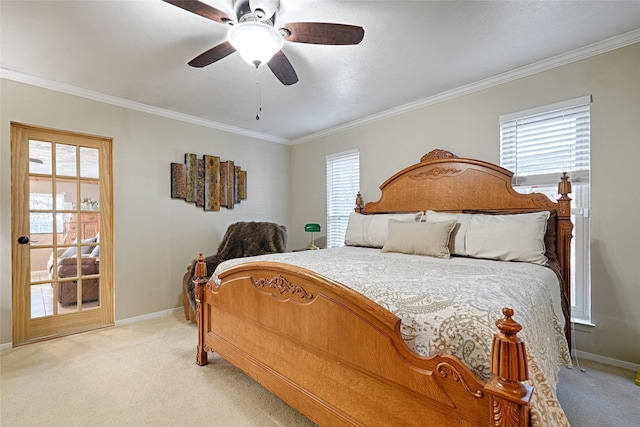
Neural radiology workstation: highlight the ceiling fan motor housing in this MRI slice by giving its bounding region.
[234,0,277,25]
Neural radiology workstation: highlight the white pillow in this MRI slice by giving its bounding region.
[344,212,423,248]
[382,219,457,258]
[425,210,472,256]
[465,211,550,265]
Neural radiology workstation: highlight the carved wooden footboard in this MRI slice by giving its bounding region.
[194,258,532,427]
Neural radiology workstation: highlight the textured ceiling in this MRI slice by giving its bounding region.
[2,1,640,143]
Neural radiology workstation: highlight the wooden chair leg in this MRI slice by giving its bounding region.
[182,271,194,322]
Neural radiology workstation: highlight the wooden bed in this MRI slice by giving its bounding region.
[192,149,573,427]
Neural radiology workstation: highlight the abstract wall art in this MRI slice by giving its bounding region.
[171,153,247,211]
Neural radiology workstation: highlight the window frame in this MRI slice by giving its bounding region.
[499,96,592,323]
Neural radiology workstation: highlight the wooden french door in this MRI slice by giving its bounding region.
[11,123,114,346]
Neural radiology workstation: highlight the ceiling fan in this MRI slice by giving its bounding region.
[163,0,365,85]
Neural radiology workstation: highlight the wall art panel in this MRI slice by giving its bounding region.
[172,153,246,212]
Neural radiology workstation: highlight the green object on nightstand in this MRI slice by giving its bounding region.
[304,224,321,233]
[304,223,321,250]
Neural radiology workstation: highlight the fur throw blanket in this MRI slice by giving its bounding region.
[184,221,287,317]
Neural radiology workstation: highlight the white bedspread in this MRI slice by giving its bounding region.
[214,246,572,426]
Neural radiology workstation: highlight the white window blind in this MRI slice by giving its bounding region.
[500,96,591,186]
[326,149,359,248]
[500,96,592,322]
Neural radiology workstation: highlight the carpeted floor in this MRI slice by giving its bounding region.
[557,357,640,426]
[1,312,638,426]
[0,312,315,427]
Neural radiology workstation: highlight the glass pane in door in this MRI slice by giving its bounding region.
[56,177,78,211]
[56,143,77,177]
[80,180,100,211]
[31,283,53,319]
[29,140,52,175]
[80,147,99,178]
[58,279,80,314]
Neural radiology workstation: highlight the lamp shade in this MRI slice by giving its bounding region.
[304,223,321,233]
[228,21,284,67]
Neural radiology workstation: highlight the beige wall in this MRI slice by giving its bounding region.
[0,80,291,345]
[291,43,640,366]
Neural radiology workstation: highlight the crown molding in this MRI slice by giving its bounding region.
[291,29,640,145]
[0,68,290,145]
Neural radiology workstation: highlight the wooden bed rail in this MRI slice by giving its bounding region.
[192,255,534,426]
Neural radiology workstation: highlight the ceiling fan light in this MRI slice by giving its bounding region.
[228,22,284,67]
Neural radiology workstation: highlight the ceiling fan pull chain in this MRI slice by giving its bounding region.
[256,71,262,120]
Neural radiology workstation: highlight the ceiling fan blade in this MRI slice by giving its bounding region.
[163,0,232,25]
[267,51,298,85]
[279,22,364,45]
[188,41,236,67]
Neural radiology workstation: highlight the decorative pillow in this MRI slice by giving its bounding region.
[61,246,77,258]
[61,236,98,258]
[90,245,100,258]
[382,219,457,258]
[425,210,472,256]
[464,211,550,265]
[344,212,423,248]
[463,209,558,263]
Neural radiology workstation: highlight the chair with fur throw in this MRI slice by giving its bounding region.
[182,221,288,322]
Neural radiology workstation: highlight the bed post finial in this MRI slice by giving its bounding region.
[485,308,532,426]
[557,172,572,218]
[355,192,364,213]
[195,253,207,279]
[558,172,572,199]
[491,308,529,390]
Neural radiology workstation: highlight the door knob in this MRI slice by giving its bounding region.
[17,236,30,244]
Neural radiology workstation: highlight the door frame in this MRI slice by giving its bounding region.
[11,122,114,346]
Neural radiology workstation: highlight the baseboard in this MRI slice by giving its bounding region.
[575,350,640,372]
[115,307,182,326]
[0,342,13,351]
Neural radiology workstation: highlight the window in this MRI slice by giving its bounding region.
[500,96,591,322]
[326,149,360,248]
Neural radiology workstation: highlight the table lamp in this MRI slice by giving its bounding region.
[304,223,321,250]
